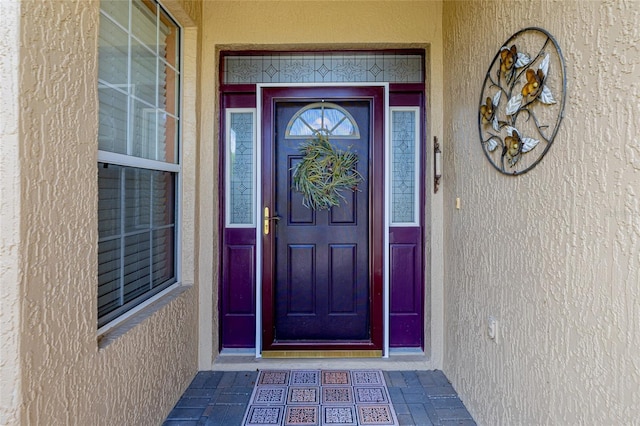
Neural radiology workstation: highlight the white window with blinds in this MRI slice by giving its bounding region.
[97,0,181,329]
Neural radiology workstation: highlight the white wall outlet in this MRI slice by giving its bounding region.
[488,316,498,341]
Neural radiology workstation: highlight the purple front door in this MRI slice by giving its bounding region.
[273,100,370,341]
[261,87,385,352]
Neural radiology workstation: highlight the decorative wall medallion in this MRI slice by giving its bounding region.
[478,27,566,175]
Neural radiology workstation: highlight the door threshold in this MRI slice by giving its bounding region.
[212,352,432,371]
[262,350,382,359]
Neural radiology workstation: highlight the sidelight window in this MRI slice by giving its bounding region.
[225,109,256,227]
[390,107,420,226]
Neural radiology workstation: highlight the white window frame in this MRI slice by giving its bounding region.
[97,0,183,334]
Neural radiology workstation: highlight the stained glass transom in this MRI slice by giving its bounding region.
[285,102,359,139]
[223,52,423,84]
[391,109,419,225]
[227,110,255,226]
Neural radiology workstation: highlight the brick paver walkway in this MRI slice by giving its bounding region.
[164,370,475,426]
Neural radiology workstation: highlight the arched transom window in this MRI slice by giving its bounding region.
[285,102,360,139]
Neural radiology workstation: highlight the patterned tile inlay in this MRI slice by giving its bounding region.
[252,387,288,404]
[323,406,357,425]
[245,405,285,426]
[244,370,398,426]
[291,370,320,386]
[322,370,351,386]
[351,371,384,386]
[354,387,389,404]
[285,406,320,426]
[259,370,290,385]
[357,405,397,425]
[288,387,320,404]
[322,387,354,404]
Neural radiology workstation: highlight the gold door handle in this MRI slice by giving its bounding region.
[263,207,280,235]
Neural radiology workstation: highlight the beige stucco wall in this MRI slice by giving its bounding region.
[0,0,203,424]
[10,0,639,423]
[0,1,22,424]
[200,0,446,368]
[443,0,640,424]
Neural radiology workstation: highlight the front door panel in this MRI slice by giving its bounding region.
[274,101,370,341]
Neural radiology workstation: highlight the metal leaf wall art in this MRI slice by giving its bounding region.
[478,27,566,175]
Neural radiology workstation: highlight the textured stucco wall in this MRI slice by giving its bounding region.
[443,0,640,424]
[6,0,203,424]
[200,0,445,368]
[0,1,22,424]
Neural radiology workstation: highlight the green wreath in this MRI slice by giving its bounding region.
[292,134,363,210]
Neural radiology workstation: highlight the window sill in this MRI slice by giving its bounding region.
[97,282,192,349]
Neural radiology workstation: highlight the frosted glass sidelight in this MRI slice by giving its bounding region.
[227,111,256,226]
[391,109,419,225]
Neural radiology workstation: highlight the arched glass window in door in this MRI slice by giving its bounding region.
[285,102,360,139]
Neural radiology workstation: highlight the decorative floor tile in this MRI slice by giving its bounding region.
[321,387,354,404]
[321,370,351,386]
[291,370,320,386]
[356,405,397,425]
[243,370,398,426]
[322,406,357,425]
[252,386,288,405]
[284,405,320,426]
[259,370,291,386]
[244,405,285,426]
[288,387,320,404]
[353,387,389,404]
[351,371,385,386]
[168,370,474,426]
